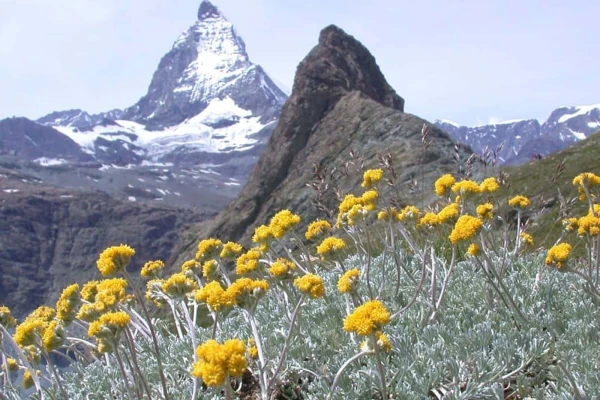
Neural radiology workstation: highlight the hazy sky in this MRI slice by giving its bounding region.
[1,0,599,126]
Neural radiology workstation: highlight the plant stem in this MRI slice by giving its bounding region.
[113,341,136,400]
[123,270,170,400]
[125,327,153,400]
[327,350,374,399]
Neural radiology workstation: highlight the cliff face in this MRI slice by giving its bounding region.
[172,25,465,264]
[0,175,210,317]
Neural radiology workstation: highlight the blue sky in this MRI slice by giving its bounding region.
[1,0,598,126]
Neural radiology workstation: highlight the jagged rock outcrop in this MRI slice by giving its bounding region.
[0,175,210,318]
[172,25,465,263]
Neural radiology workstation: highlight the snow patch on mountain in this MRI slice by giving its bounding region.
[557,103,600,123]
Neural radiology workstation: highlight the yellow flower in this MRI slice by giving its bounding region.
[479,177,499,193]
[161,273,197,299]
[196,238,223,261]
[294,274,325,299]
[96,244,135,276]
[88,311,130,340]
[508,195,531,209]
[476,203,494,220]
[466,243,480,256]
[25,306,56,323]
[224,278,269,307]
[236,248,262,275]
[95,278,128,309]
[202,260,218,280]
[449,215,483,244]
[337,269,360,294]
[316,237,346,261]
[247,338,258,359]
[181,259,202,276]
[76,302,106,323]
[41,320,65,352]
[361,190,379,208]
[140,260,164,279]
[269,210,301,239]
[545,243,572,269]
[573,172,600,188]
[434,174,456,196]
[192,339,247,387]
[252,225,274,250]
[343,300,390,336]
[375,331,392,352]
[14,319,46,348]
[362,169,384,189]
[268,258,296,278]
[305,220,332,241]
[563,217,579,232]
[417,212,440,228]
[56,283,80,324]
[22,370,36,389]
[80,280,100,302]
[220,242,244,259]
[195,281,230,310]
[5,357,19,373]
[145,279,167,308]
[0,306,17,329]
[438,203,459,223]
[397,205,420,221]
[23,346,40,365]
[451,180,481,196]
[577,215,600,237]
[520,232,534,247]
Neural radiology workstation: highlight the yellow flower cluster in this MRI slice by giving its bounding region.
[361,168,384,189]
[22,370,36,389]
[268,258,296,278]
[161,273,197,298]
[397,205,421,221]
[576,210,600,236]
[434,174,456,196]
[247,338,258,359]
[252,225,275,250]
[563,217,579,232]
[56,283,80,324]
[467,243,480,256]
[343,300,390,336]
[520,232,534,246]
[316,237,346,261]
[87,311,130,340]
[337,269,360,294]
[449,215,483,244]
[41,320,65,352]
[192,339,247,387]
[479,177,500,193]
[140,260,164,279]
[196,238,223,261]
[508,195,531,209]
[80,280,100,301]
[0,305,16,328]
[438,203,459,223]
[476,203,494,220]
[4,357,18,373]
[96,244,135,276]
[220,241,244,259]
[573,172,600,201]
[202,260,218,279]
[451,180,481,196]
[294,274,325,298]
[269,209,301,239]
[336,191,379,226]
[417,212,441,228]
[181,259,202,276]
[236,248,262,275]
[305,219,332,241]
[14,318,46,347]
[226,278,269,307]
[545,243,572,269]
[195,281,229,311]
[94,278,128,308]
[145,279,167,308]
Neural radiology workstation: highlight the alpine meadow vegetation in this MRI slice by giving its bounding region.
[2,164,600,399]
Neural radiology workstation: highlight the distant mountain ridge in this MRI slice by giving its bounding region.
[435,103,600,164]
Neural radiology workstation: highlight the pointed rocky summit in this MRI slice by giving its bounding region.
[172,25,464,263]
[123,1,286,128]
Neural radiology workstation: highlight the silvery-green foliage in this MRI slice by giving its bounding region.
[55,250,600,398]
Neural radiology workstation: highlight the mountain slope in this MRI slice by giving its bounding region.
[172,25,467,264]
[0,170,210,318]
[435,103,600,165]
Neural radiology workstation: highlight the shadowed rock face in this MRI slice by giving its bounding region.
[171,25,465,265]
[0,176,211,318]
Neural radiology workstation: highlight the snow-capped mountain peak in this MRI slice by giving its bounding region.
[122,0,286,128]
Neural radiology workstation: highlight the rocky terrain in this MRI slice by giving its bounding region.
[173,25,471,264]
[0,166,211,317]
[435,103,600,164]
